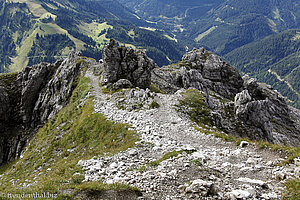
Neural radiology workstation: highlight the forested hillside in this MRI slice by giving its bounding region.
[0,1,33,73]
[224,29,300,108]
[0,0,185,73]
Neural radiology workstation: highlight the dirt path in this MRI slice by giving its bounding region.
[82,67,297,199]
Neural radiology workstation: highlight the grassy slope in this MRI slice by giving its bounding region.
[7,0,88,71]
[0,73,139,198]
[78,22,113,48]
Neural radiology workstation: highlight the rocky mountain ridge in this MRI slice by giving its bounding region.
[0,40,299,199]
[97,40,299,146]
[118,0,300,109]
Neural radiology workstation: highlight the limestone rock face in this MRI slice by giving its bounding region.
[0,50,84,165]
[101,39,155,89]
[234,76,299,145]
[182,48,244,98]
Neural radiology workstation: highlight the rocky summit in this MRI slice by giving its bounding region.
[0,40,299,199]
[100,39,156,90]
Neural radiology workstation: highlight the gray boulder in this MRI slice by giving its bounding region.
[112,79,133,90]
[152,48,243,100]
[101,39,155,89]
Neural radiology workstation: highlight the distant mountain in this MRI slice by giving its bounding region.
[0,0,185,73]
[191,0,300,54]
[118,0,300,108]
[224,29,300,108]
[119,0,300,53]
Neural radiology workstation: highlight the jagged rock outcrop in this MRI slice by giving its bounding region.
[150,48,299,146]
[152,48,244,99]
[0,51,85,165]
[234,75,300,145]
[100,39,156,89]
[0,87,9,122]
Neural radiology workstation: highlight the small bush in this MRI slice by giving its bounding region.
[149,83,164,94]
[71,174,85,184]
[149,101,160,109]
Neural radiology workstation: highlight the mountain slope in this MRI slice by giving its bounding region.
[0,1,34,73]
[193,0,299,54]
[224,29,300,108]
[120,0,300,53]
[0,43,299,199]
[0,0,184,73]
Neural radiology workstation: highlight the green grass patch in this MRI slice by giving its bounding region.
[0,76,139,197]
[148,150,196,167]
[135,149,196,172]
[255,141,300,166]
[194,126,236,143]
[0,72,18,86]
[282,179,300,200]
[101,86,122,95]
[149,101,160,109]
[191,159,203,166]
[76,59,88,71]
[76,182,141,193]
[149,83,164,94]
[177,88,211,126]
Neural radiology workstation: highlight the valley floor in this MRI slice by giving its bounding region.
[79,67,299,199]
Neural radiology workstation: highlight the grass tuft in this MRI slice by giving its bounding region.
[148,150,196,167]
[149,101,160,109]
[282,179,300,200]
[149,83,164,94]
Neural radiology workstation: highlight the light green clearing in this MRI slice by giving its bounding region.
[145,19,158,24]
[10,22,85,72]
[139,27,156,32]
[132,13,141,19]
[10,26,39,72]
[267,18,278,33]
[273,7,284,22]
[292,31,300,40]
[128,29,135,39]
[164,34,176,41]
[195,26,217,42]
[79,22,113,48]
[11,0,54,18]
